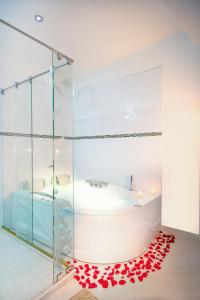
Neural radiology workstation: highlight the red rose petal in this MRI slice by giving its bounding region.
[154,263,161,270]
[102,280,109,288]
[74,275,80,281]
[130,277,135,283]
[136,271,141,275]
[114,264,121,269]
[92,266,98,269]
[138,275,144,282]
[73,231,175,289]
[139,260,144,264]
[111,279,118,287]
[86,278,90,284]
[119,280,126,285]
[89,283,97,289]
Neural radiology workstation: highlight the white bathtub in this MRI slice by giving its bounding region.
[5,180,161,264]
[72,181,161,263]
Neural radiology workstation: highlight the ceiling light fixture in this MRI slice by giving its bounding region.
[34,15,43,22]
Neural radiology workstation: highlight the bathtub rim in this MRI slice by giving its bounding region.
[64,194,161,216]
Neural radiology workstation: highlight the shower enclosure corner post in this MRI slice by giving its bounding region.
[0,95,3,227]
[51,53,74,283]
[51,57,57,283]
[30,76,34,245]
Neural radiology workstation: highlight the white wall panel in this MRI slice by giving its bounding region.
[76,32,200,234]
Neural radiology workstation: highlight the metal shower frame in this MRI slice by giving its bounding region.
[0,18,74,94]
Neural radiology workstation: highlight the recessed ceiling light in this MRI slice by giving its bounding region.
[34,15,43,22]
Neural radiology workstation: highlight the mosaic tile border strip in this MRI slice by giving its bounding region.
[0,131,64,139]
[73,132,162,140]
[0,131,162,140]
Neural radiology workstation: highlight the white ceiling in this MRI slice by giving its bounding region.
[0,0,199,87]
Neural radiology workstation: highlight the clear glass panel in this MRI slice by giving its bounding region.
[32,72,54,257]
[1,83,33,243]
[52,54,74,282]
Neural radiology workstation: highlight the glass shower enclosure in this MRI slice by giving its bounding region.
[0,19,74,296]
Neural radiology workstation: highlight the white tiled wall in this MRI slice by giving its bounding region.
[74,68,162,193]
[74,68,161,136]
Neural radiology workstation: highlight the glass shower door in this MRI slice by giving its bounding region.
[1,51,74,285]
[52,54,74,282]
[0,18,74,298]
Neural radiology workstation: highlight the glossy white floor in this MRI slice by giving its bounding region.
[0,229,53,300]
[43,227,200,300]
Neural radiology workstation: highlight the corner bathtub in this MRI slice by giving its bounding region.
[72,181,161,264]
[5,180,161,264]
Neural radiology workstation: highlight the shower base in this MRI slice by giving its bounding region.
[0,229,53,300]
